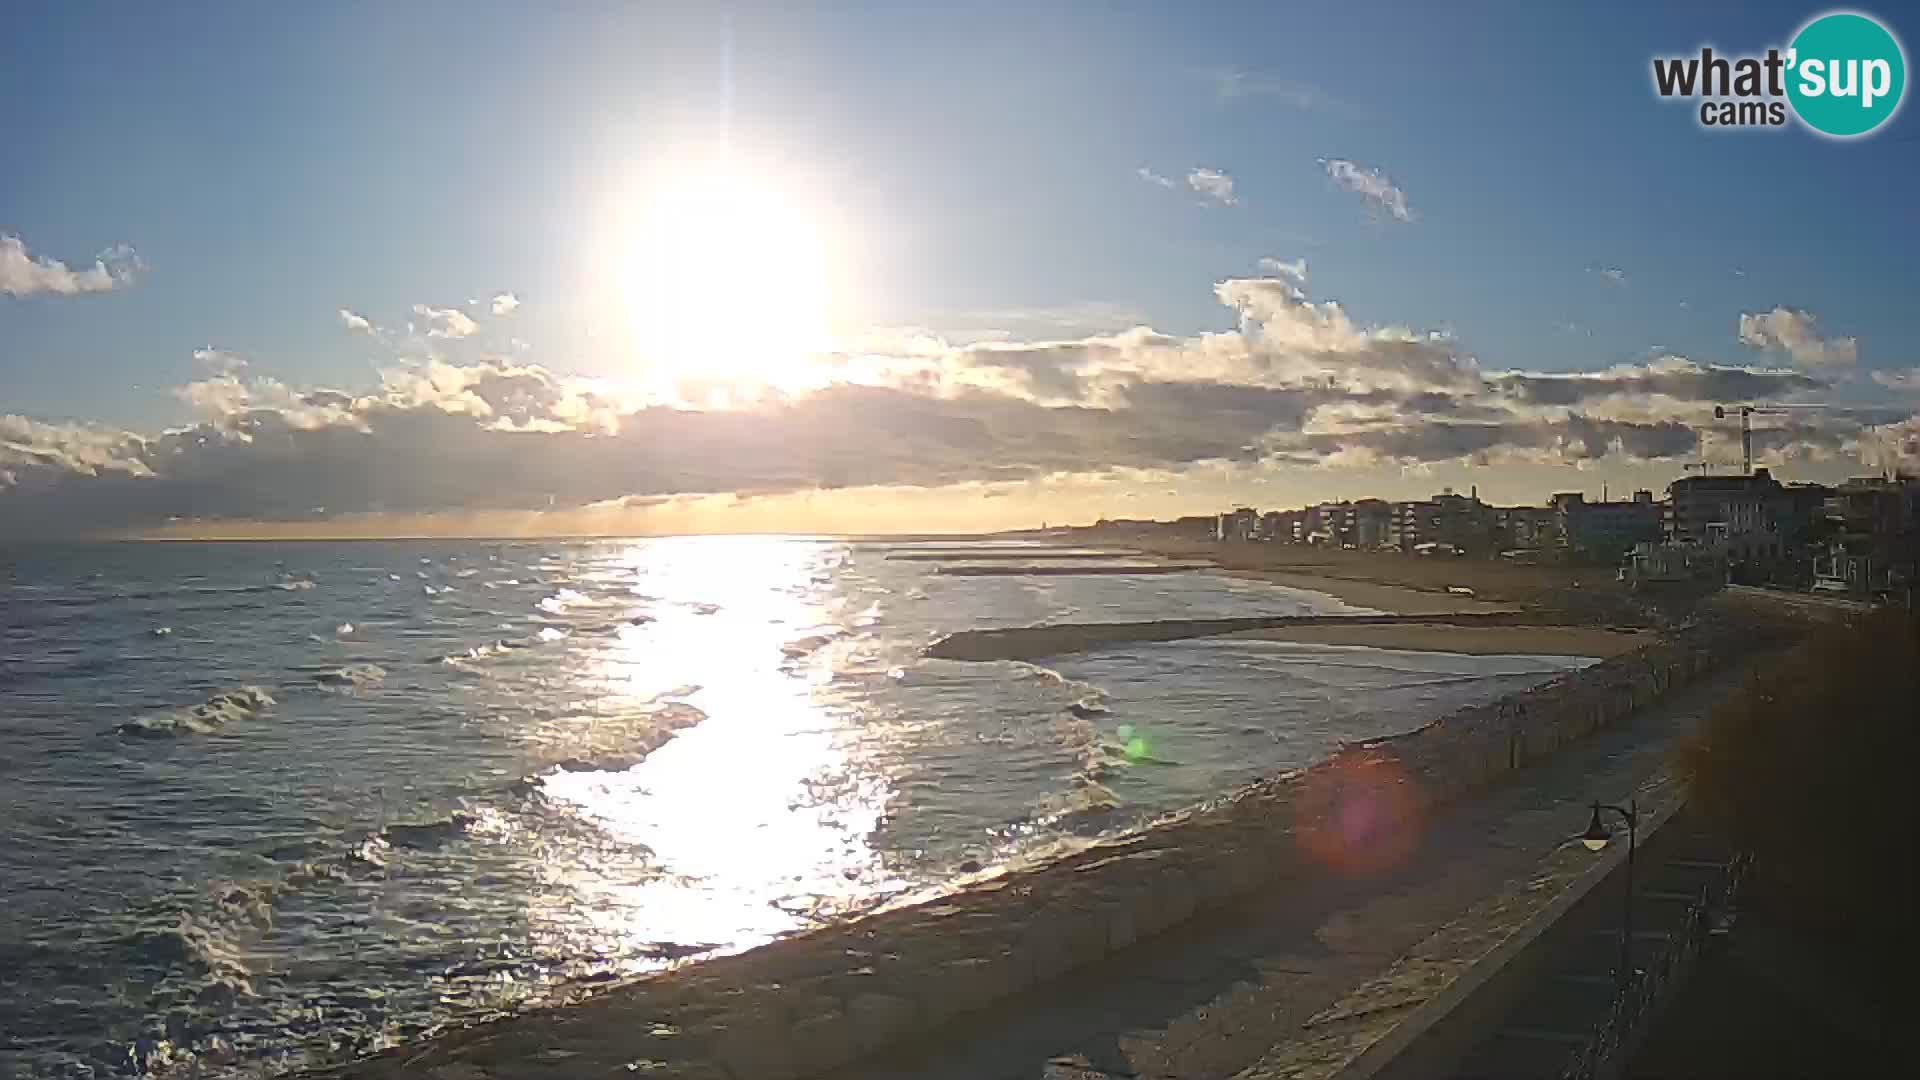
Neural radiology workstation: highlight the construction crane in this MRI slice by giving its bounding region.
[1713,404,1832,475]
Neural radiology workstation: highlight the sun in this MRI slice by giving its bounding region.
[619,163,834,393]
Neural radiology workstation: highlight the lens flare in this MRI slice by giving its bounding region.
[1296,749,1423,876]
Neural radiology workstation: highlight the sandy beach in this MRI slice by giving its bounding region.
[1218,568,1513,615]
[1223,622,1649,657]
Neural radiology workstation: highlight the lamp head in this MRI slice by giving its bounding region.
[1580,803,1611,852]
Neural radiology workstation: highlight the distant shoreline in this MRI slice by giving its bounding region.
[1215,567,1509,615]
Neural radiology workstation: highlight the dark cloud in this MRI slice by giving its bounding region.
[1487,363,1823,408]
[1,279,1897,537]
[1267,415,1701,465]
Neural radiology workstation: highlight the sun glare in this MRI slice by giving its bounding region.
[620,164,834,394]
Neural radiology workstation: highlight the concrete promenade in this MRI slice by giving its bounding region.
[823,656,1768,1080]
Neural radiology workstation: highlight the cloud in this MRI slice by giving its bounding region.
[1258,257,1308,283]
[338,308,374,333]
[413,303,479,339]
[0,415,154,489]
[1738,306,1857,369]
[1320,159,1415,222]
[1186,168,1238,206]
[1136,167,1175,189]
[1487,357,1823,411]
[3,273,1895,539]
[1,235,141,297]
[491,292,521,317]
[1211,69,1329,109]
[1871,367,1920,393]
[192,348,248,376]
[1872,415,1920,473]
[1598,267,1628,285]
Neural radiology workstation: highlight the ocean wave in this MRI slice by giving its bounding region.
[441,620,592,669]
[379,812,475,850]
[117,913,254,1005]
[443,638,523,668]
[312,663,387,691]
[1066,698,1109,719]
[536,587,590,614]
[114,686,276,738]
[780,631,842,659]
[1032,779,1123,828]
[537,702,709,777]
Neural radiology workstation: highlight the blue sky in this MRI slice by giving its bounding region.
[3,2,1918,535]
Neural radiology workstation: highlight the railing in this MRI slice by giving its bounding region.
[1559,853,1751,1080]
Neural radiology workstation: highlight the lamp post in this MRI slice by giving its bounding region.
[1581,798,1638,983]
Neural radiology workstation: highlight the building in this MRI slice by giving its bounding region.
[1260,510,1288,541]
[1352,498,1391,549]
[1217,506,1259,542]
[1553,490,1663,561]
[1173,514,1220,538]
[1494,505,1560,553]
[1666,469,1835,580]
[1623,540,1724,587]
[1818,476,1920,602]
[1388,499,1436,551]
[1389,489,1493,554]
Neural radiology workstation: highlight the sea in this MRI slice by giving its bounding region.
[0,537,1593,1078]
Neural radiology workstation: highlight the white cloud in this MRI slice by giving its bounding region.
[1600,267,1628,285]
[192,348,248,376]
[1258,256,1308,283]
[0,415,153,486]
[413,303,479,339]
[1,235,141,297]
[1320,159,1415,223]
[1186,168,1238,206]
[490,292,521,317]
[1871,367,1920,393]
[1211,69,1328,109]
[338,308,373,333]
[1136,167,1175,189]
[1738,306,1857,369]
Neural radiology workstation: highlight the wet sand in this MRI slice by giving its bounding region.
[1224,622,1649,657]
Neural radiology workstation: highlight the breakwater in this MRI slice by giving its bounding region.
[930,563,1212,576]
[925,611,1565,661]
[308,618,1776,1080]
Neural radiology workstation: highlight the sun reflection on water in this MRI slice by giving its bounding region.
[524,537,903,968]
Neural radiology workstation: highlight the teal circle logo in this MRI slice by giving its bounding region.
[1787,12,1906,137]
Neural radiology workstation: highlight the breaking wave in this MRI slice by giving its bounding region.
[311,663,387,691]
[114,686,276,738]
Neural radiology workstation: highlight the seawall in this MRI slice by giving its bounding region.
[309,618,1778,1080]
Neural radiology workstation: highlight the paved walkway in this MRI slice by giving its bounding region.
[823,657,1771,1080]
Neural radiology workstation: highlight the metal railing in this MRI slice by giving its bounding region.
[1559,853,1751,1080]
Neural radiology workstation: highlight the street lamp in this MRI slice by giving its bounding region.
[1581,799,1638,983]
